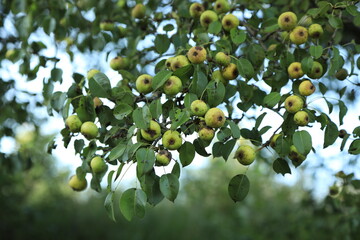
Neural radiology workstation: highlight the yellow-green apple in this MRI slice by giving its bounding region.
[222,14,239,31]
[110,56,128,70]
[189,3,204,18]
[307,61,323,79]
[299,79,315,96]
[270,134,282,148]
[288,145,306,165]
[294,111,309,126]
[87,69,100,79]
[278,11,297,31]
[198,127,215,141]
[221,63,238,80]
[290,26,308,45]
[288,62,304,79]
[68,175,87,191]
[308,23,323,38]
[162,130,182,150]
[215,52,231,66]
[136,74,153,94]
[81,121,98,139]
[235,145,256,165]
[140,120,161,141]
[165,57,174,70]
[65,115,83,133]
[100,21,115,31]
[284,95,304,113]
[200,10,218,28]
[171,55,190,71]
[163,76,182,95]
[212,70,227,85]
[90,156,107,173]
[214,0,230,14]
[190,100,209,116]
[187,46,207,64]
[156,150,172,166]
[131,3,146,19]
[204,108,226,128]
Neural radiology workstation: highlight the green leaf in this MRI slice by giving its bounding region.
[338,100,347,126]
[346,5,359,16]
[301,57,313,74]
[51,91,67,113]
[132,106,151,129]
[89,73,111,98]
[136,148,156,177]
[223,139,237,160]
[349,139,360,154]
[171,162,181,178]
[159,173,179,202]
[274,137,291,157]
[255,112,267,129]
[108,143,126,161]
[328,15,343,29]
[208,21,222,34]
[74,139,84,155]
[228,174,250,202]
[309,45,323,59]
[119,188,147,221]
[138,170,164,206]
[51,68,63,82]
[184,93,198,110]
[179,142,195,167]
[190,67,208,97]
[151,70,172,91]
[237,58,255,79]
[293,130,312,155]
[171,109,190,130]
[273,158,291,176]
[154,34,170,54]
[75,96,96,122]
[104,192,116,222]
[228,121,241,138]
[263,92,281,108]
[324,121,338,148]
[230,29,246,44]
[114,103,133,120]
[149,99,162,119]
[318,82,327,95]
[206,81,225,107]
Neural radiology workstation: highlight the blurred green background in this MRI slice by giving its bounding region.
[1,133,359,240]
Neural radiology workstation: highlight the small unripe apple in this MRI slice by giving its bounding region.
[307,61,323,79]
[156,150,172,166]
[339,129,347,138]
[270,134,282,148]
[117,26,127,37]
[190,100,209,116]
[294,111,309,126]
[136,74,153,94]
[215,52,231,66]
[5,49,17,61]
[290,26,308,45]
[171,55,190,71]
[81,121,99,140]
[198,127,215,141]
[162,130,182,150]
[140,120,161,141]
[93,97,103,108]
[288,62,304,79]
[235,145,256,165]
[288,145,306,165]
[308,23,323,38]
[335,68,348,81]
[200,10,218,28]
[110,56,128,70]
[189,3,204,18]
[204,107,226,128]
[100,21,115,31]
[212,70,227,85]
[131,3,146,19]
[329,185,340,197]
[214,0,230,14]
[163,76,182,95]
[87,69,100,79]
[187,46,207,64]
[222,14,239,31]
[299,79,315,96]
[90,156,107,173]
[284,95,304,113]
[221,63,238,80]
[165,57,174,70]
[278,11,297,31]
[65,115,83,133]
[68,175,87,191]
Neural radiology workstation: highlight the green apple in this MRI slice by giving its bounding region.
[5,49,17,61]
[339,129,347,138]
[204,107,226,128]
[162,130,182,150]
[189,3,204,18]
[270,134,282,148]
[165,57,174,70]
[163,76,182,95]
[200,10,218,28]
[215,52,231,66]
[287,62,304,79]
[212,70,227,85]
[284,95,304,113]
[222,14,239,31]
[294,111,309,126]
[329,185,340,197]
[65,115,82,133]
[187,46,207,64]
[288,145,306,166]
[156,150,172,166]
[214,0,230,14]
[307,61,323,79]
[110,56,128,70]
[90,156,107,173]
[335,68,348,81]
[117,26,127,37]
[290,26,308,45]
[235,145,256,165]
[93,97,103,108]
[80,121,98,140]
[299,79,315,96]
[278,11,297,31]
[87,69,100,79]
[131,3,146,19]
[190,100,209,116]
[68,175,87,191]
[136,74,153,94]
[171,55,190,71]
[100,21,115,31]
[140,120,161,141]
[308,23,323,38]
[221,63,238,80]
[198,127,215,141]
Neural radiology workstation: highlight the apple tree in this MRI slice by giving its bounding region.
[1,0,360,221]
